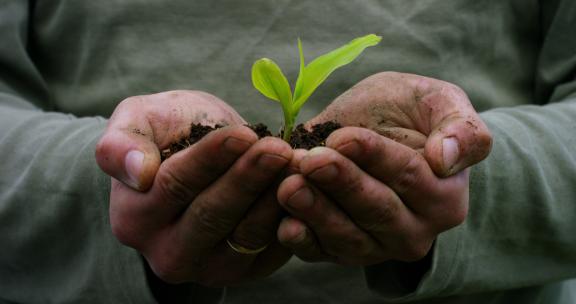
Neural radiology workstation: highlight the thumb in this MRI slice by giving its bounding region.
[424,114,492,177]
[96,123,161,191]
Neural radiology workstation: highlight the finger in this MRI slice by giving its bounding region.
[277,217,334,263]
[96,91,247,190]
[416,83,492,176]
[143,138,292,284]
[192,239,292,287]
[297,146,436,261]
[424,113,492,177]
[155,125,258,209]
[109,126,258,244]
[298,146,416,233]
[305,72,492,177]
[277,174,386,265]
[181,137,292,250]
[228,185,284,254]
[286,149,307,175]
[327,127,469,228]
[95,99,161,190]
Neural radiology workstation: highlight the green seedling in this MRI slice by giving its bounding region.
[251,34,382,142]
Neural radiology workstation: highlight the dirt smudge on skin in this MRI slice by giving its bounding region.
[131,128,146,136]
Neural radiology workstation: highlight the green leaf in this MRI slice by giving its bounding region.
[251,58,293,106]
[293,34,381,110]
[293,38,306,108]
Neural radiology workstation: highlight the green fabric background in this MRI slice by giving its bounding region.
[1,0,575,303]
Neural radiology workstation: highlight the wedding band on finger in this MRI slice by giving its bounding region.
[226,239,268,255]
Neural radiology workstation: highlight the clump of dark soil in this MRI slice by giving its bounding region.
[287,121,341,150]
[161,121,341,160]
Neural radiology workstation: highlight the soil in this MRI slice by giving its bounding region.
[161,121,342,160]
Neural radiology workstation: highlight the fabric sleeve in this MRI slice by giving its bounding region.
[0,1,158,302]
[364,0,576,301]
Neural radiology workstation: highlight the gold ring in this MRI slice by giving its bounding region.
[226,239,268,255]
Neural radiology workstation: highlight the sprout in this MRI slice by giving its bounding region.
[251,34,382,142]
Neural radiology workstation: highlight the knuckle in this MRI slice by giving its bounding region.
[373,200,400,225]
[235,177,265,197]
[359,201,400,232]
[343,233,365,254]
[117,95,146,112]
[323,230,370,258]
[442,82,468,101]
[345,169,366,191]
[194,154,226,176]
[192,200,233,237]
[389,152,423,194]
[155,167,194,206]
[323,235,349,256]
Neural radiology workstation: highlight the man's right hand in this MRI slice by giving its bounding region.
[95,90,293,286]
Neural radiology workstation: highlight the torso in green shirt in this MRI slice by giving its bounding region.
[1,0,575,303]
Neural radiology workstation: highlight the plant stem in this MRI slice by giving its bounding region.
[282,110,295,142]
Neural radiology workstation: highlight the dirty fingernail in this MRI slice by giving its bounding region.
[286,186,315,210]
[442,137,459,172]
[336,140,362,159]
[258,153,289,170]
[308,164,339,182]
[125,150,144,188]
[223,136,252,154]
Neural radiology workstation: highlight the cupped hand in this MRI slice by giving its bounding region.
[276,72,492,265]
[306,71,492,177]
[95,91,293,286]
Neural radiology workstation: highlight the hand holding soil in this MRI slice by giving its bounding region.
[96,90,294,286]
[307,71,493,177]
[277,72,493,265]
[95,71,493,285]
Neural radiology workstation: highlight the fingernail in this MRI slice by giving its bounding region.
[125,150,144,188]
[223,137,252,154]
[308,164,339,182]
[291,226,308,244]
[257,153,289,170]
[286,187,315,210]
[307,146,328,157]
[336,140,362,159]
[443,137,459,172]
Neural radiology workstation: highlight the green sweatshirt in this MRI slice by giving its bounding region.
[1,0,575,303]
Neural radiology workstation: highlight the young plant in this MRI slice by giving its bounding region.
[251,34,382,142]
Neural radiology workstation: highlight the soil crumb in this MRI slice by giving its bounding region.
[161,121,341,160]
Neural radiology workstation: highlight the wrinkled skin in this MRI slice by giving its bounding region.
[96,91,293,286]
[276,72,492,265]
[95,72,492,286]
